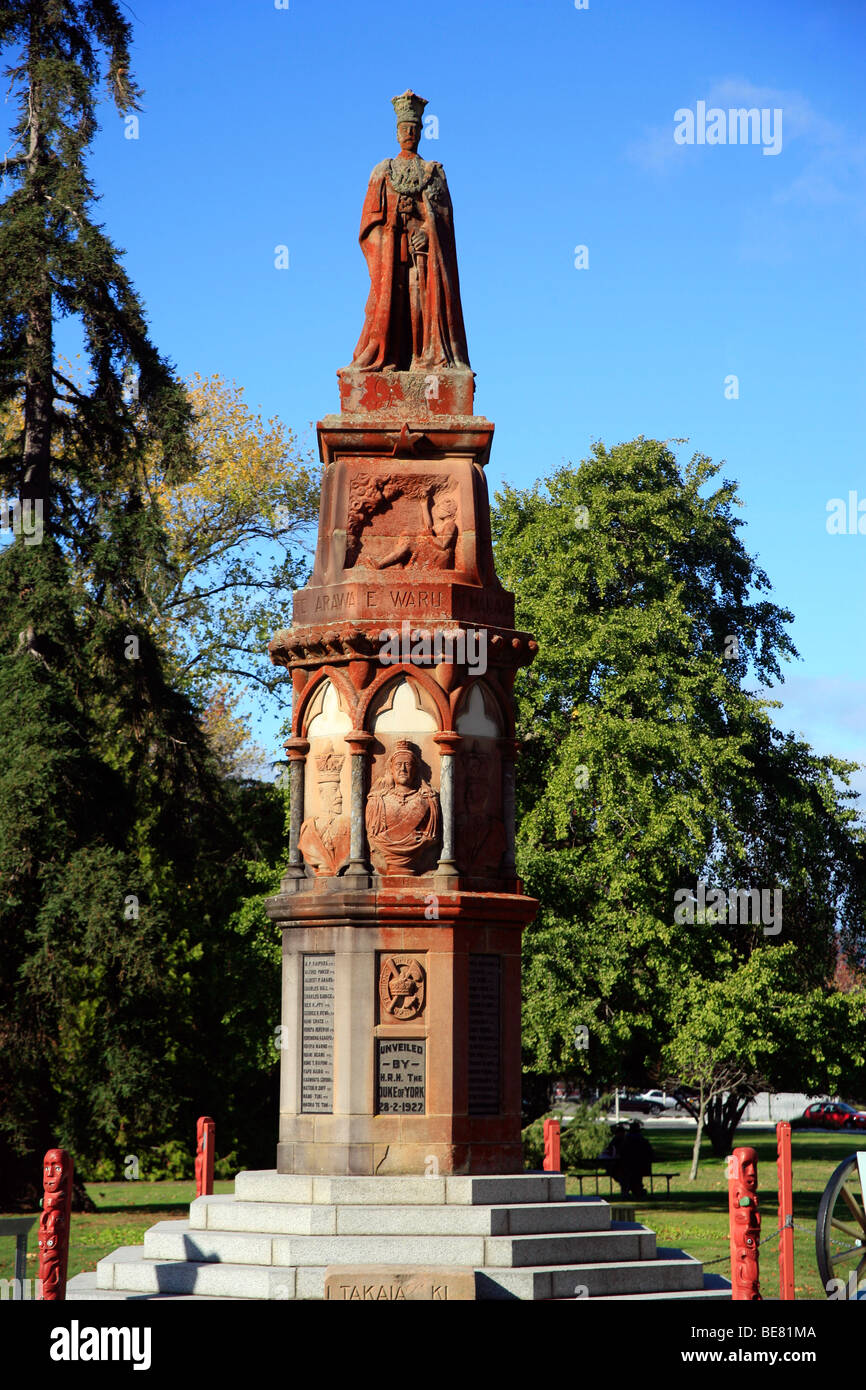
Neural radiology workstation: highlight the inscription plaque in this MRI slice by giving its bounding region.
[301,954,335,1113]
[468,954,500,1115]
[377,1039,426,1114]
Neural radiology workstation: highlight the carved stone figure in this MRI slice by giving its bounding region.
[299,743,351,876]
[350,90,469,372]
[368,490,457,570]
[366,740,440,873]
[456,742,506,873]
[38,1147,73,1300]
[346,470,459,572]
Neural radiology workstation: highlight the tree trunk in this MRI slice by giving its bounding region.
[705,1089,752,1156]
[22,288,52,515]
[688,1080,705,1181]
[21,32,53,519]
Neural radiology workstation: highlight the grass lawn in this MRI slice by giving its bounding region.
[1,1129,860,1299]
[564,1126,864,1300]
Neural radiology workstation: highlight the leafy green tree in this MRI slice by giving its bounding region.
[491,439,866,1142]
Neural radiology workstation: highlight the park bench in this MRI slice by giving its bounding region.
[0,1215,37,1299]
[568,1165,680,1196]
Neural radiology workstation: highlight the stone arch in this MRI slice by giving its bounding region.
[294,668,356,738]
[454,680,506,737]
[357,664,451,732]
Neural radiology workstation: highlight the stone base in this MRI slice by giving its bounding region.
[66,1170,732,1303]
[336,367,475,418]
[269,898,535,1176]
[275,1140,524,1178]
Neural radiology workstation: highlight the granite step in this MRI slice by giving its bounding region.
[588,1271,732,1301]
[91,1245,706,1300]
[92,1247,302,1299]
[476,1252,706,1300]
[190,1193,612,1237]
[233,1171,567,1207]
[142,1218,654,1269]
[66,1271,248,1302]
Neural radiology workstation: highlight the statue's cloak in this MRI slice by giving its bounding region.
[351,157,470,370]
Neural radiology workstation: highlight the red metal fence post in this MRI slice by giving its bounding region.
[777,1121,795,1300]
[543,1118,561,1173]
[38,1148,73,1301]
[196,1116,215,1197]
[727,1145,762,1300]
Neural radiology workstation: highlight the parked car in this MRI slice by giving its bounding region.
[616,1093,654,1115]
[614,1089,679,1116]
[635,1089,679,1115]
[791,1101,866,1131]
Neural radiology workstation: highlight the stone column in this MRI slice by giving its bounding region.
[281,737,309,887]
[433,730,461,877]
[499,737,519,877]
[343,730,374,884]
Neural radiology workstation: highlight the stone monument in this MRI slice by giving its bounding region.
[67,95,729,1300]
[265,89,539,1177]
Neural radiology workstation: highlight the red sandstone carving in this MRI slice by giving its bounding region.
[379,955,426,1020]
[350,91,469,372]
[299,742,351,876]
[728,1146,762,1300]
[196,1116,215,1198]
[264,92,540,1176]
[456,742,506,874]
[366,740,440,873]
[38,1147,73,1300]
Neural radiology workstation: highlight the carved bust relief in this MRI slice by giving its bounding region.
[299,742,351,876]
[365,739,440,874]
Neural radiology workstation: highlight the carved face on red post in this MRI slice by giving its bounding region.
[740,1155,758,1193]
[43,1149,70,1193]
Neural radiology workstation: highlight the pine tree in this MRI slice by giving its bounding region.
[0,4,285,1206]
[0,0,192,526]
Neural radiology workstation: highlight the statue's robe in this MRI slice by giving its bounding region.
[366,782,440,872]
[298,814,351,876]
[351,155,470,371]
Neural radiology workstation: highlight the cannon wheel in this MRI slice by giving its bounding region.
[816,1153,866,1298]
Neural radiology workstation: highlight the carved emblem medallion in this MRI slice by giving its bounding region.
[379,956,426,1021]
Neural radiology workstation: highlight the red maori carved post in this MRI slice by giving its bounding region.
[543,1118,561,1174]
[727,1145,762,1300]
[777,1121,795,1300]
[38,1148,73,1301]
[196,1116,215,1197]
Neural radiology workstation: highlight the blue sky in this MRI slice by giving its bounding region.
[19,0,866,794]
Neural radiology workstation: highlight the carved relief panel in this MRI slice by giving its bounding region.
[378,954,427,1022]
[366,678,441,875]
[310,455,493,587]
[299,680,352,876]
[455,684,506,875]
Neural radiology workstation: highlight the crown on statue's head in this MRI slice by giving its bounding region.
[391,739,416,760]
[392,89,427,126]
[315,742,344,783]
